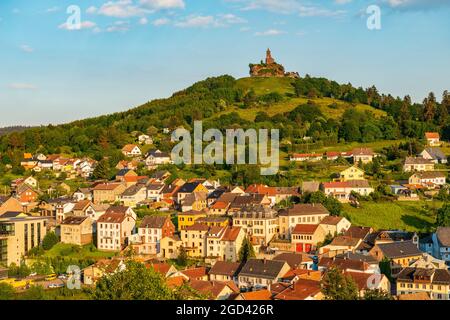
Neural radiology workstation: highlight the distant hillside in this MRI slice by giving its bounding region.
[0,126,34,136]
[0,74,447,164]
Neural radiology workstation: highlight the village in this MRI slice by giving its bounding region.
[1,129,449,301]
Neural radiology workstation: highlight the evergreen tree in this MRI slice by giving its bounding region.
[423,92,437,122]
[177,246,188,267]
[363,288,392,300]
[92,159,111,180]
[238,236,256,262]
[42,231,59,250]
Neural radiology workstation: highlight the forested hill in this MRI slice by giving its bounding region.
[0,74,449,168]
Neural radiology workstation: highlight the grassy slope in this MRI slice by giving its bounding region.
[343,201,442,233]
[215,77,387,122]
[43,243,116,260]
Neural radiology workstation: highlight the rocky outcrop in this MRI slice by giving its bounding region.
[249,49,299,78]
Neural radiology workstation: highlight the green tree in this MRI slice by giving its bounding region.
[177,246,188,267]
[321,267,359,300]
[423,92,436,122]
[238,236,256,262]
[363,288,392,300]
[91,261,179,300]
[92,159,111,180]
[19,285,47,300]
[42,232,59,250]
[0,283,15,300]
[436,203,450,227]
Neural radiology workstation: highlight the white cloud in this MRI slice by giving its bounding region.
[152,17,171,26]
[96,0,149,18]
[9,83,37,90]
[175,15,215,28]
[384,0,450,9]
[230,0,346,17]
[139,0,185,9]
[174,13,247,28]
[254,29,286,36]
[20,45,34,53]
[106,20,130,32]
[335,0,352,4]
[86,6,98,14]
[139,17,149,25]
[58,21,97,31]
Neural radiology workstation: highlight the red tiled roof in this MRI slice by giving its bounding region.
[322,181,350,188]
[425,132,440,139]
[239,289,272,300]
[181,267,208,280]
[221,227,241,241]
[292,224,319,235]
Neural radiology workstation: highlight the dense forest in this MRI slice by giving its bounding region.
[0,74,449,174]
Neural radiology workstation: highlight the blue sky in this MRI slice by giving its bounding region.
[0,0,449,126]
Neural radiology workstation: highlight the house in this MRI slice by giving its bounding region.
[425,132,441,146]
[115,160,139,171]
[60,216,93,246]
[431,227,450,263]
[291,224,327,253]
[340,166,365,181]
[352,148,374,164]
[181,223,209,258]
[138,134,153,145]
[188,280,239,300]
[177,210,207,231]
[319,236,362,256]
[146,183,165,202]
[321,180,374,203]
[133,215,175,255]
[72,200,107,222]
[11,176,38,189]
[420,147,447,164]
[0,213,48,266]
[160,235,182,259]
[73,188,92,202]
[345,271,391,297]
[289,153,323,162]
[369,241,423,274]
[245,184,299,206]
[319,216,351,236]
[396,267,450,300]
[232,205,279,246]
[115,169,138,182]
[15,184,40,203]
[82,259,126,285]
[408,172,446,189]
[0,197,24,216]
[403,157,435,172]
[97,206,136,251]
[145,150,172,168]
[238,259,291,290]
[121,144,142,157]
[271,279,323,300]
[217,226,246,262]
[228,194,271,212]
[236,289,273,300]
[181,192,208,212]
[119,184,147,207]
[278,203,330,240]
[177,181,209,204]
[92,183,127,204]
[209,261,242,282]
[301,181,320,194]
[273,252,313,270]
[146,261,177,278]
[196,216,229,228]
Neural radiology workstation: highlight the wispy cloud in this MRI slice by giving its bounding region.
[139,0,185,10]
[152,17,171,26]
[58,21,97,31]
[174,13,247,28]
[88,0,185,18]
[383,0,450,10]
[106,20,131,32]
[254,29,286,36]
[46,6,60,13]
[9,83,37,90]
[20,44,34,53]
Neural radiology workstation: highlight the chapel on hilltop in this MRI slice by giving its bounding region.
[249,49,299,78]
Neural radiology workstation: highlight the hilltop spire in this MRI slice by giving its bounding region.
[266,48,274,65]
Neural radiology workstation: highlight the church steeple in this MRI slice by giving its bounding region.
[265,48,274,65]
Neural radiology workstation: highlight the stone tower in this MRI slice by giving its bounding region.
[265,48,274,65]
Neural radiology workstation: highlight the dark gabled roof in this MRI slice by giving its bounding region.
[121,184,146,196]
[239,259,288,280]
[209,261,242,277]
[376,241,422,259]
[116,168,132,177]
[146,150,170,158]
[62,216,89,225]
[140,215,170,229]
[285,203,329,216]
[422,147,446,160]
[0,211,30,218]
[344,226,372,240]
[335,252,378,264]
[397,267,450,285]
[178,182,201,194]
